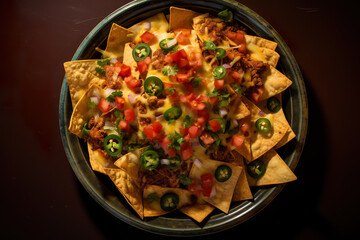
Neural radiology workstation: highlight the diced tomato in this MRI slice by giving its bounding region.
[137,56,151,74]
[180,142,193,160]
[208,119,221,132]
[174,27,192,37]
[143,121,163,140]
[187,180,202,197]
[124,108,135,122]
[176,32,191,45]
[98,97,111,113]
[188,52,203,68]
[176,73,190,83]
[227,30,245,45]
[124,76,141,89]
[159,137,176,157]
[240,121,250,137]
[183,133,191,143]
[140,31,155,44]
[196,110,209,125]
[188,126,200,138]
[177,58,189,68]
[201,173,214,197]
[179,127,188,136]
[115,96,125,109]
[231,71,243,83]
[118,120,129,131]
[179,93,195,103]
[189,100,206,111]
[152,121,163,133]
[238,43,247,53]
[200,132,215,145]
[113,62,122,73]
[209,96,218,105]
[169,49,188,62]
[231,135,244,148]
[214,79,224,89]
[248,87,264,103]
[119,64,131,77]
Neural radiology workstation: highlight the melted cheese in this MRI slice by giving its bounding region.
[246,42,267,62]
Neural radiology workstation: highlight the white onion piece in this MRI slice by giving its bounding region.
[166,38,178,48]
[223,63,231,69]
[232,119,238,126]
[104,121,115,127]
[92,88,101,98]
[152,142,161,149]
[155,114,164,121]
[209,185,217,198]
[90,97,100,105]
[219,108,228,117]
[128,94,136,104]
[94,113,100,122]
[144,22,151,30]
[110,57,118,64]
[191,138,200,147]
[258,110,265,116]
[161,159,170,165]
[109,101,117,108]
[193,158,202,168]
[105,88,115,97]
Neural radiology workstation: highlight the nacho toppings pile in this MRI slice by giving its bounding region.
[64,7,297,222]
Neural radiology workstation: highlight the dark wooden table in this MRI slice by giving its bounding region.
[1,0,358,239]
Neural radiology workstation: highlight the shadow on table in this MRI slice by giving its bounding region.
[75,70,341,239]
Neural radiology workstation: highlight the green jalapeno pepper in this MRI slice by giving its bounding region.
[212,66,227,79]
[159,38,177,51]
[132,43,151,62]
[167,154,182,170]
[247,159,266,178]
[255,118,272,133]
[215,48,226,60]
[160,192,179,211]
[267,96,281,113]
[81,122,90,137]
[215,164,232,182]
[217,9,233,22]
[103,134,123,157]
[144,76,164,96]
[164,107,182,122]
[199,131,221,149]
[140,149,160,171]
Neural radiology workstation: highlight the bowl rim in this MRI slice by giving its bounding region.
[59,0,308,236]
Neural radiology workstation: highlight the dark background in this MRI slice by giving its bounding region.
[1,0,359,239]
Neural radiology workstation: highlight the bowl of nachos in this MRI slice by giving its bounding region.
[59,0,308,236]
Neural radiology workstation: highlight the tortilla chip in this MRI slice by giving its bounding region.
[259,47,280,67]
[179,203,215,223]
[143,185,194,217]
[68,84,103,138]
[256,94,296,148]
[229,96,251,120]
[246,149,297,186]
[88,142,118,174]
[122,42,140,79]
[260,66,293,100]
[104,23,135,58]
[64,60,106,108]
[192,13,210,42]
[113,147,147,184]
[245,35,277,51]
[242,97,289,161]
[169,7,200,31]
[230,151,253,202]
[189,158,242,213]
[104,168,144,219]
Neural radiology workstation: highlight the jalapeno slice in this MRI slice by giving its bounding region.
[167,154,181,170]
[140,149,160,171]
[215,48,226,60]
[103,134,123,157]
[255,118,272,133]
[212,66,227,79]
[81,122,90,137]
[267,96,281,113]
[164,107,182,122]
[215,164,232,182]
[132,43,151,62]
[159,38,177,51]
[207,117,226,133]
[199,131,221,149]
[144,76,164,96]
[247,159,266,178]
[160,192,179,211]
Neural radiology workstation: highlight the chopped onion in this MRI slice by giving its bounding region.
[166,38,178,48]
[144,22,151,30]
[232,119,239,126]
[193,158,202,168]
[153,142,161,149]
[219,108,228,117]
[209,185,217,198]
[191,138,200,147]
[104,161,110,168]
[155,114,164,121]
[90,97,100,105]
[105,88,115,97]
[110,57,118,64]
[161,159,170,165]
[94,113,99,122]
[128,94,136,104]
[223,63,231,69]
[258,110,265,116]
[109,101,117,108]
[92,88,101,98]
[104,121,115,127]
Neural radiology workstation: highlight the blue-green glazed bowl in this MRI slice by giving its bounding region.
[59,0,308,236]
